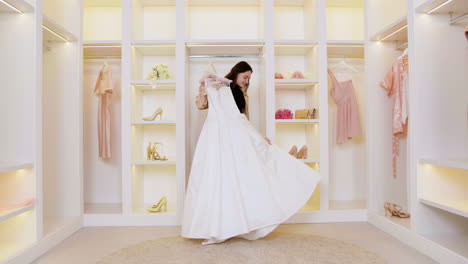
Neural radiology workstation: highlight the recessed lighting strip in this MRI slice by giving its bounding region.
[378,25,408,42]
[0,0,22,13]
[43,25,69,42]
[426,0,453,14]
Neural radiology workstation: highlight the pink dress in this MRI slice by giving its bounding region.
[380,56,409,178]
[94,64,113,159]
[328,69,362,144]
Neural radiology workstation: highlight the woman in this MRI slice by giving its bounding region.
[181,61,320,245]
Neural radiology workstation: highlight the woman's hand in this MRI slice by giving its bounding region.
[199,82,206,95]
[264,136,272,145]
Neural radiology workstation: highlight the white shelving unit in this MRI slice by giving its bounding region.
[0,0,38,262]
[2,0,467,263]
[0,204,35,223]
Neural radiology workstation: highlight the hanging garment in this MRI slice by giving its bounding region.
[327,69,362,144]
[94,64,113,159]
[380,55,409,177]
[182,78,321,245]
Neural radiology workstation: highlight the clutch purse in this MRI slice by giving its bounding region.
[295,109,317,119]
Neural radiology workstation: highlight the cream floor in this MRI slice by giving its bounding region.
[34,223,438,264]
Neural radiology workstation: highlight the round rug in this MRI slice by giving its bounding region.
[97,232,387,264]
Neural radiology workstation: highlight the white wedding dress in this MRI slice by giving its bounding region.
[181,79,321,245]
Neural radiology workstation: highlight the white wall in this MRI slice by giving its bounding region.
[0,11,36,163]
[42,41,81,225]
[366,0,407,36]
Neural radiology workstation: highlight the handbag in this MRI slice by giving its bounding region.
[295,108,316,119]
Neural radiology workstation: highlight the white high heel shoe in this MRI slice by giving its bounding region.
[143,107,163,121]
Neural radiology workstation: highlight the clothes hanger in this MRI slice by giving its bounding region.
[207,60,217,76]
[399,48,408,59]
[330,57,359,73]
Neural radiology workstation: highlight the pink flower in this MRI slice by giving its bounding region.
[275,109,293,119]
[291,71,304,79]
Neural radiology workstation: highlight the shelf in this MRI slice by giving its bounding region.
[188,0,261,6]
[131,120,176,125]
[84,203,122,214]
[419,198,468,218]
[133,203,177,215]
[417,0,468,15]
[131,80,176,90]
[329,200,367,210]
[132,40,176,46]
[420,158,468,170]
[327,40,365,58]
[0,204,35,222]
[0,0,33,13]
[276,119,319,124]
[132,42,176,56]
[275,79,318,86]
[132,160,176,165]
[43,15,76,42]
[274,40,317,55]
[370,16,407,42]
[83,41,122,58]
[186,40,264,56]
[380,212,411,230]
[0,162,33,173]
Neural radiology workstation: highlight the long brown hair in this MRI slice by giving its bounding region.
[225,61,253,92]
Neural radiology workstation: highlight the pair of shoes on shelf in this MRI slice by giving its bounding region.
[143,107,163,121]
[147,196,167,213]
[384,202,410,218]
[289,145,308,159]
[146,142,168,161]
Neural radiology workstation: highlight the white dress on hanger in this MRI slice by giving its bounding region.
[181,77,321,245]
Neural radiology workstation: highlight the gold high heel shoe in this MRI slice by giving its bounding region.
[143,107,163,121]
[384,202,410,218]
[296,145,308,159]
[289,145,298,157]
[151,142,168,161]
[147,196,167,213]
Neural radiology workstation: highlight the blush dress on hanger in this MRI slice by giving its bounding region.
[328,69,362,144]
[181,79,321,245]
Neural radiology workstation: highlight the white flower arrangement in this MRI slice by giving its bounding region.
[146,64,172,80]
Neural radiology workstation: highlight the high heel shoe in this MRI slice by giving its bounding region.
[151,142,168,161]
[296,145,308,159]
[384,202,410,218]
[289,145,298,157]
[147,196,167,213]
[143,107,163,121]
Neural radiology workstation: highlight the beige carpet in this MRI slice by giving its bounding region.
[97,232,387,264]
